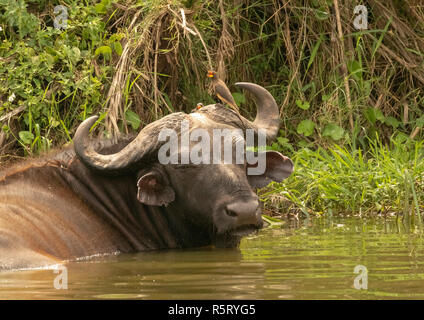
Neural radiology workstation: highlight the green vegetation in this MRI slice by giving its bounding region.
[0,0,423,218]
[263,137,424,219]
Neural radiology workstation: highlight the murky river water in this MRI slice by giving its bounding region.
[1,217,424,299]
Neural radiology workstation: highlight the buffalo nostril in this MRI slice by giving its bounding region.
[225,209,238,218]
[225,200,260,222]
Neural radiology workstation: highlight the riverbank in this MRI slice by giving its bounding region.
[262,137,424,220]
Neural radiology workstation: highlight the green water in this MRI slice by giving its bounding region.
[1,217,424,299]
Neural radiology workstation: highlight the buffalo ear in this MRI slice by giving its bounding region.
[137,170,175,206]
[247,151,294,189]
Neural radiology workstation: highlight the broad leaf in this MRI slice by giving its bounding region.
[296,99,310,110]
[95,46,112,60]
[364,107,384,124]
[125,110,141,130]
[416,115,424,127]
[19,131,34,144]
[348,60,362,80]
[322,123,344,141]
[384,116,400,128]
[297,119,315,137]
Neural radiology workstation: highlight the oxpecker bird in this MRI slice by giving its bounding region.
[207,70,240,113]
[191,102,204,113]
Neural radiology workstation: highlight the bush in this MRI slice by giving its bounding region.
[1,0,423,157]
[263,136,424,218]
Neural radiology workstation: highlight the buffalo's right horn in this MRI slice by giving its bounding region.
[73,113,185,172]
[235,82,280,142]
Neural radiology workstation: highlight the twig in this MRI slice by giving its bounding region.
[192,24,213,70]
[153,18,162,119]
[179,8,196,35]
[333,0,354,132]
[104,11,141,137]
[281,12,307,114]
[217,0,235,80]
[0,105,26,123]
[410,126,421,140]
[0,105,26,151]
[403,103,409,125]
[168,5,212,70]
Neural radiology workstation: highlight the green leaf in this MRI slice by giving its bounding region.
[51,119,61,127]
[162,92,174,112]
[374,109,385,122]
[262,214,285,225]
[298,140,311,148]
[2,125,10,133]
[322,123,344,141]
[315,8,329,20]
[19,131,34,144]
[306,35,323,72]
[65,46,81,65]
[113,42,123,56]
[384,116,400,128]
[276,137,294,152]
[364,108,384,124]
[321,94,331,102]
[416,115,424,127]
[94,3,107,14]
[277,137,288,145]
[302,81,315,92]
[295,99,310,110]
[232,92,246,105]
[94,46,112,60]
[297,119,315,137]
[347,60,362,80]
[394,132,409,144]
[125,110,141,130]
[364,108,376,124]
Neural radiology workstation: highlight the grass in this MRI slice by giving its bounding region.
[262,136,424,219]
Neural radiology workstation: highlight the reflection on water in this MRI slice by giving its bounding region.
[1,217,424,299]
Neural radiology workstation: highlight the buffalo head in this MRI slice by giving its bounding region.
[73,83,293,247]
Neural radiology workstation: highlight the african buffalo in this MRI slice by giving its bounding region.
[0,82,293,270]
